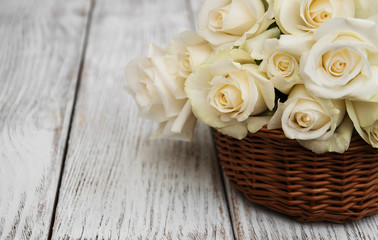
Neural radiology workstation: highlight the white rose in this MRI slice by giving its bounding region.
[125,43,196,141]
[268,85,346,150]
[197,0,275,47]
[297,116,354,154]
[274,0,355,35]
[165,31,213,80]
[300,17,378,100]
[259,35,314,93]
[185,49,275,139]
[346,98,378,148]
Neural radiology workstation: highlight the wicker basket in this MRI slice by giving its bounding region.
[213,126,378,223]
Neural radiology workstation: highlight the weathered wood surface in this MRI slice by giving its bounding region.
[1,0,378,239]
[0,0,90,239]
[51,0,234,239]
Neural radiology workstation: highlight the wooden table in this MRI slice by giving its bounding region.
[1,0,377,239]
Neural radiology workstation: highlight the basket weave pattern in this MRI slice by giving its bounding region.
[213,127,378,223]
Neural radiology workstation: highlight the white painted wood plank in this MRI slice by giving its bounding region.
[51,0,234,239]
[224,173,378,240]
[0,0,91,239]
[189,0,203,29]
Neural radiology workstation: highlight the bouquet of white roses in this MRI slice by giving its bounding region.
[126,0,378,154]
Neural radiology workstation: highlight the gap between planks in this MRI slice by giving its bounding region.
[50,0,234,238]
[47,0,96,239]
[210,132,237,240]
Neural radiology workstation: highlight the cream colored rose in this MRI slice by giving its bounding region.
[274,0,355,35]
[300,17,378,100]
[259,35,314,93]
[165,31,213,81]
[269,85,346,142]
[185,49,275,139]
[346,98,378,148]
[125,43,196,141]
[197,0,275,47]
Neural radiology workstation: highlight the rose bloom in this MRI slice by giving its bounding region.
[347,98,378,148]
[268,85,351,153]
[300,17,378,100]
[197,0,274,47]
[125,32,212,141]
[185,49,275,139]
[165,31,213,83]
[274,0,355,35]
[259,35,314,94]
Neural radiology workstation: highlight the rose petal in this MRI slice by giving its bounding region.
[268,102,285,130]
[243,27,281,59]
[274,0,305,35]
[210,60,243,76]
[247,116,272,133]
[166,30,213,75]
[148,43,187,100]
[218,121,249,140]
[206,48,253,65]
[171,100,197,133]
[314,17,378,49]
[355,0,378,24]
[185,66,228,128]
[243,64,276,111]
[297,116,354,154]
[221,0,261,35]
[235,0,275,46]
[350,101,378,127]
[277,35,315,56]
[187,44,213,70]
[150,113,197,142]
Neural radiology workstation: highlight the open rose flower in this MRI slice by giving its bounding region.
[197,0,275,47]
[259,35,314,93]
[185,49,275,139]
[126,43,198,141]
[268,85,349,153]
[346,97,378,148]
[300,17,378,100]
[274,0,355,35]
[165,31,213,83]
[126,32,212,141]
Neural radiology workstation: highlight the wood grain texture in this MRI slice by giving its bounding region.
[51,0,234,239]
[0,0,90,239]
